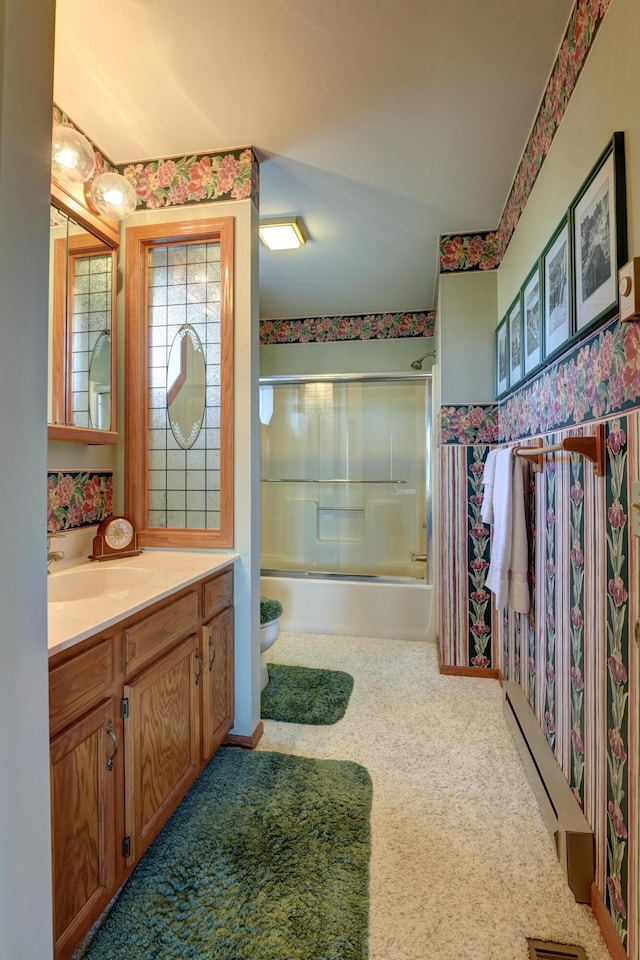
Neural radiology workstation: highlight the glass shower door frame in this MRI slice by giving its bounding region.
[260,372,432,585]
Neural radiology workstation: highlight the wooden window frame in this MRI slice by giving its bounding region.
[124,217,234,549]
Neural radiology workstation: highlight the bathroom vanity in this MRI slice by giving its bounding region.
[47,552,236,960]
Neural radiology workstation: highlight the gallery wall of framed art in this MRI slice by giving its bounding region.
[494,131,627,399]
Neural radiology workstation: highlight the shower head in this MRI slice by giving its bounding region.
[410,351,435,370]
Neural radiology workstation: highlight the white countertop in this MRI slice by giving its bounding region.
[47,549,238,656]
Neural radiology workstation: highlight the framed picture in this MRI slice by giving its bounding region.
[507,295,523,387]
[543,216,571,359]
[495,315,509,398]
[522,262,542,375]
[571,131,627,334]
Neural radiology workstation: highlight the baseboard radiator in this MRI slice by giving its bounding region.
[503,681,594,903]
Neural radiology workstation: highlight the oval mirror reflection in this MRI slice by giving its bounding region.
[88,331,111,430]
[167,324,206,449]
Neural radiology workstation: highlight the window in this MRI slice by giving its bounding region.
[125,218,234,548]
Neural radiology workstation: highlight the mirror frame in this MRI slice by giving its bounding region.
[48,178,120,444]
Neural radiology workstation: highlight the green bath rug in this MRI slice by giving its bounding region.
[262,663,355,724]
[82,748,371,960]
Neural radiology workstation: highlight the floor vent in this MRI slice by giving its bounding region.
[527,939,587,960]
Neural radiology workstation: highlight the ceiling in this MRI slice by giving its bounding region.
[53,0,574,321]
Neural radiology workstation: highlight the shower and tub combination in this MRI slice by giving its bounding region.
[259,373,434,641]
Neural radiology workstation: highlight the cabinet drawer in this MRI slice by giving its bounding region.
[124,590,199,676]
[49,638,114,733]
[202,569,233,620]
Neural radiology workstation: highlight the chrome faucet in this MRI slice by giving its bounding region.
[47,534,65,574]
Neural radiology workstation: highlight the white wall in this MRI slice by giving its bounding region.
[115,200,262,738]
[0,2,56,957]
[437,270,497,404]
[260,334,436,378]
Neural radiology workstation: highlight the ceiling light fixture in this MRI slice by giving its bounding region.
[51,126,96,184]
[259,217,306,250]
[90,171,137,221]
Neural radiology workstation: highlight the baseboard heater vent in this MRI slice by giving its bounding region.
[503,682,594,903]
[527,939,587,960]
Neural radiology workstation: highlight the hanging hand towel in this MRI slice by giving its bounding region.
[508,455,530,614]
[485,449,513,609]
[481,448,498,524]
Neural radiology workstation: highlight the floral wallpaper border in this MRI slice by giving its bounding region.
[439,404,499,445]
[47,471,113,532]
[499,317,640,442]
[119,147,258,211]
[438,0,612,273]
[259,311,435,345]
[439,231,498,274]
[53,105,259,211]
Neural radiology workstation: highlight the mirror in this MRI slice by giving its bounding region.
[48,184,119,444]
[167,324,206,449]
[88,331,111,429]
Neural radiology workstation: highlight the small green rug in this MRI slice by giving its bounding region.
[261,663,355,724]
[83,749,371,960]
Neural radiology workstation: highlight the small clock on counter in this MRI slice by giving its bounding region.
[89,516,142,561]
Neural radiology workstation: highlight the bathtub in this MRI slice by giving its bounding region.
[259,573,434,642]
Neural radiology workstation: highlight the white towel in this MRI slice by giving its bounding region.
[485,449,513,609]
[508,456,530,614]
[481,448,498,524]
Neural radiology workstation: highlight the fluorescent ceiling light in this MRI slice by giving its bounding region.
[259,217,306,250]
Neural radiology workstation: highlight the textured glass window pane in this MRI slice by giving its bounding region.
[187,512,206,529]
[167,491,186,511]
[147,238,223,531]
[167,449,187,470]
[149,247,168,267]
[167,264,187,285]
[187,244,206,262]
[166,469,187,490]
[186,491,206,511]
[148,450,167,470]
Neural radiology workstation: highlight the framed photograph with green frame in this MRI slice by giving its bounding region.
[522,261,542,376]
[507,294,523,388]
[542,215,571,361]
[495,314,509,398]
[570,131,627,335]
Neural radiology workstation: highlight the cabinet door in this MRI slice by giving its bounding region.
[123,634,200,864]
[201,606,234,761]
[50,699,118,960]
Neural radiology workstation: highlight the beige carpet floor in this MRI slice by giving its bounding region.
[260,632,613,960]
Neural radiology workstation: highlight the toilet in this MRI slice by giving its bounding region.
[260,597,283,690]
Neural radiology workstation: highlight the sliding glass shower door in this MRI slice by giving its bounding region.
[260,375,431,581]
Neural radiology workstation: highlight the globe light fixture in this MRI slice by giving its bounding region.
[51,125,96,184]
[90,171,137,221]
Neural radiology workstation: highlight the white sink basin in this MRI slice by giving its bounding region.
[48,565,153,603]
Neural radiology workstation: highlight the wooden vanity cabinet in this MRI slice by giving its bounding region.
[123,634,201,865]
[49,631,122,960]
[202,606,234,760]
[201,567,234,761]
[49,565,234,960]
[50,697,120,960]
